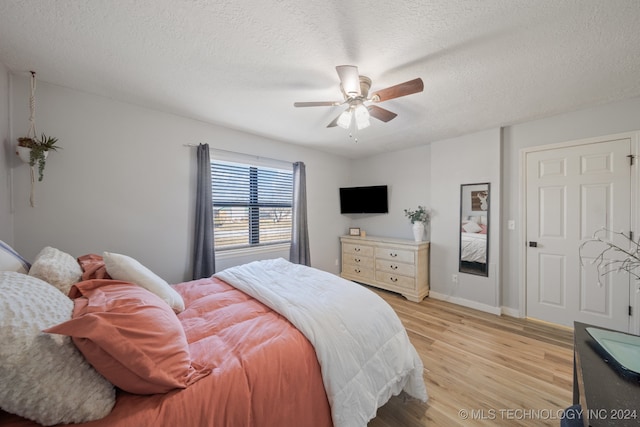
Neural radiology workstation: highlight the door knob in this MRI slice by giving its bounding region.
[529,241,538,247]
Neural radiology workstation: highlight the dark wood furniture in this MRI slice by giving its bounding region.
[573,322,640,426]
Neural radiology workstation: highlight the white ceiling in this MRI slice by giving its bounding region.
[1,1,639,159]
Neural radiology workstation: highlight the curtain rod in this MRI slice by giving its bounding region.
[183,144,293,167]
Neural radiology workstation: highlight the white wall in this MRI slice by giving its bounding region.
[430,128,501,312]
[10,75,350,282]
[8,71,640,318]
[502,96,640,314]
[347,134,501,313]
[0,63,12,242]
[348,145,431,240]
[349,97,640,316]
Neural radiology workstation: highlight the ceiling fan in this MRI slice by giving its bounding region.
[294,65,424,130]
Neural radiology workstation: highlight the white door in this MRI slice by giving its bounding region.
[526,137,631,331]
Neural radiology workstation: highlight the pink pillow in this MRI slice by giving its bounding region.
[45,279,209,394]
[479,224,488,234]
[77,254,111,281]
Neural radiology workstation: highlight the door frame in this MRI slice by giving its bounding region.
[518,131,639,332]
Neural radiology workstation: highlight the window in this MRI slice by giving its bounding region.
[211,160,293,251]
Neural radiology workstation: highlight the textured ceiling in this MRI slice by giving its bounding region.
[1,1,639,158]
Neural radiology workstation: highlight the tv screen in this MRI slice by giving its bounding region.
[339,185,388,214]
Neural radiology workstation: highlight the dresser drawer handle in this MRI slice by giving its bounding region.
[390,252,397,257]
[390,276,398,282]
[354,248,361,252]
[390,264,398,270]
[355,268,361,273]
[355,258,361,263]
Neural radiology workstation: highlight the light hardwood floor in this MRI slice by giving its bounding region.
[368,289,574,427]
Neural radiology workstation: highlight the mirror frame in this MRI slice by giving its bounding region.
[459,182,490,277]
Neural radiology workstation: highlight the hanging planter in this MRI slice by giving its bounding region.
[15,145,35,164]
[14,71,61,207]
[16,134,59,181]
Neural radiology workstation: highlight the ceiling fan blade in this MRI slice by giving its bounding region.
[326,114,340,128]
[294,101,340,107]
[371,78,424,102]
[336,65,361,97]
[367,105,398,122]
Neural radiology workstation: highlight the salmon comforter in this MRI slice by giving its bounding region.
[215,258,428,427]
[0,275,333,427]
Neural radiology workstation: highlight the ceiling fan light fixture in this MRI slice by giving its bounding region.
[337,109,352,129]
[354,104,370,130]
[294,65,423,131]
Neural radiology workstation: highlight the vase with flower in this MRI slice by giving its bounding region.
[404,205,430,242]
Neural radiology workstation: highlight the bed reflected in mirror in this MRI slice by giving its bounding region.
[459,183,490,276]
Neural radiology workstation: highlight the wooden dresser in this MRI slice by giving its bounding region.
[340,235,429,302]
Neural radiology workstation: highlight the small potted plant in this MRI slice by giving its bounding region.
[404,205,430,241]
[16,133,60,181]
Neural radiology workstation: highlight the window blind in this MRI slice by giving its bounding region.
[211,160,293,250]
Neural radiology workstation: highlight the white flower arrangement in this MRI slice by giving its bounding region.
[579,228,640,285]
[404,206,430,224]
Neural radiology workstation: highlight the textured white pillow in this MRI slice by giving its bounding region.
[0,240,30,273]
[103,251,185,313]
[0,272,115,426]
[462,221,483,233]
[29,247,82,296]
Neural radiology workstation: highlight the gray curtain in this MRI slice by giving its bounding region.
[289,161,310,265]
[192,143,215,279]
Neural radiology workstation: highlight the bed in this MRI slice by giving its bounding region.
[460,231,487,263]
[0,244,427,427]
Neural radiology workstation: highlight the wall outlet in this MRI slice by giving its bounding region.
[452,274,458,284]
[508,220,516,230]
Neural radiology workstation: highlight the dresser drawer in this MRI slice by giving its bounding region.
[343,253,374,268]
[375,259,415,277]
[342,243,374,257]
[375,271,415,290]
[342,264,374,281]
[340,235,429,302]
[375,246,415,264]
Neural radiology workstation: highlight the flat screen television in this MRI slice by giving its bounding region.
[339,185,388,214]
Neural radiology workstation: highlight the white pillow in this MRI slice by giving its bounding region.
[479,215,487,225]
[0,272,115,425]
[102,252,185,313]
[0,240,30,273]
[462,221,483,233]
[29,247,82,296]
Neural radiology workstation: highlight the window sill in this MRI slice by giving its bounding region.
[215,243,290,260]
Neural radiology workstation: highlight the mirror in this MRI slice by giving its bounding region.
[459,183,490,276]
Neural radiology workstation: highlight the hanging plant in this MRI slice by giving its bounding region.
[17,133,60,181]
[14,71,61,207]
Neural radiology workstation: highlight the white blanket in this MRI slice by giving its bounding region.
[461,232,487,263]
[214,258,428,427]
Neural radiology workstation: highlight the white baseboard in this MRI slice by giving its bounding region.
[500,306,522,318]
[429,291,501,316]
